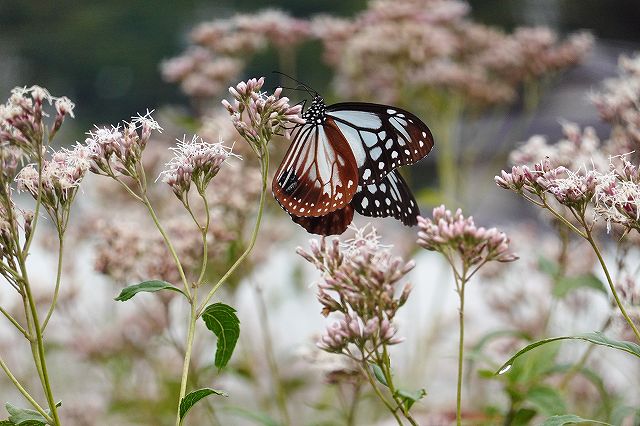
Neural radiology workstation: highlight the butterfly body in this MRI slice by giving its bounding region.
[273,94,434,235]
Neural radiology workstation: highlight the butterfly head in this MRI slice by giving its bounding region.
[303,95,327,125]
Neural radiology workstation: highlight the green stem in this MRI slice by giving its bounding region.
[195,191,210,286]
[381,344,418,426]
[0,356,53,423]
[583,227,640,341]
[197,150,269,317]
[175,288,198,426]
[360,360,403,425]
[456,279,466,426]
[142,195,192,299]
[42,230,64,331]
[19,263,61,425]
[0,305,27,337]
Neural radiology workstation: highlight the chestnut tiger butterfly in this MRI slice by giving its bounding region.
[272,82,435,236]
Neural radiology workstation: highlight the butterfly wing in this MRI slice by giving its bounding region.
[289,205,354,236]
[326,103,434,185]
[272,118,359,217]
[352,170,419,226]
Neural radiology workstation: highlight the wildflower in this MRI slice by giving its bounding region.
[417,205,518,267]
[85,111,161,178]
[298,225,413,357]
[593,160,640,232]
[0,145,25,183]
[15,144,90,227]
[313,0,592,107]
[159,135,236,198]
[0,86,74,157]
[222,77,304,149]
[591,54,640,153]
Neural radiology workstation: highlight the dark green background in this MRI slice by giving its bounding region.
[1,1,638,129]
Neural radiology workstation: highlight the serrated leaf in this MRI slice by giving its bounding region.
[370,364,388,387]
[527,386,566,416]
[496,332,640,375]
[541,414,611,425]
[553,273,607,298]
[201,303,240,369]
[114,280,186,301]
[395,388,426,411]
[5,403,47,425]
[179,388,227,422]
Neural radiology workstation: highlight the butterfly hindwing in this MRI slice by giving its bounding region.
[327,103,434,185]
[272,118,359,217]
[289,205,354,236]
[352,170,419,226]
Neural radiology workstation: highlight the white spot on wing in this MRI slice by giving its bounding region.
[371,146,382,160]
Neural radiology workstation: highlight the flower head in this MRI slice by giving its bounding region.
[222,77,304,149]
[298,225,413,356]
[159,135,237,198]
[0,86,74,157]
[85,111,162,178]
[417,205,518,268]
[15,144,90,223]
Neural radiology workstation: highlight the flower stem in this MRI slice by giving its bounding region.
[0,305,27,337]
[360,360,403,426]
[0,355,53,423]
[19,265,61,425]
[142,195,192,299]
[42,229,64,331]
[583,226,640,341]
[456,278,466,426]
[175,287,198,426]
[197,149,269,317]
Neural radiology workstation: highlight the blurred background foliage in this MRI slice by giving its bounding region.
[1,0,639,133]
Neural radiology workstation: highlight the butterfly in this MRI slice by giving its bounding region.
[272,92,434,236]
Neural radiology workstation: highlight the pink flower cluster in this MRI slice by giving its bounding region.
[594,160,640,232]
[162,10,310,99]
[297,226,413,354]
[15,144,90,225]
[591,54,640,154]
[0,85,74,156]
[313,0,592,106]
[417,205,517,266]
[85,111,162,178]
[222,77,304,148]
[159,135,236,198]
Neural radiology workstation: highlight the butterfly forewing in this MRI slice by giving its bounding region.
[272,118,359,217]
[327,103,434,185]
[352,170,420,226]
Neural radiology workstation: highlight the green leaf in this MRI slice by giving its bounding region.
[538,256,560,277]
[0,421,15,426]
[511,408,537,426]
[5,403,47,425]
[394,388,426,411]
[526,386,566,416]
[114,280,186,301]
[540,414,611,426]
[179,388,227,422]
[496,332,640,375]
[370,364,388,387]
[201,303,240,369]
[552,273,607,298]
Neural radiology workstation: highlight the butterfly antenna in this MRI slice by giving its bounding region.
[272,71,318,97]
